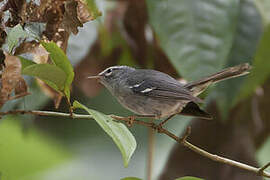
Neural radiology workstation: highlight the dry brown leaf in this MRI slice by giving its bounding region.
[1,0,77,109]
[1,0,25,27]
[15,77,28,95]
[36,79,63,109]
[0,50,5,67]
[61,0,83,34]
[32,44,49,64]
[76,0,94,23]
[0,53,29,108]
[0,29,7,47]
[14,41,39,55]
[20,0,69,49]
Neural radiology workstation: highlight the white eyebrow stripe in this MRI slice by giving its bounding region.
[99,66,134,75]
[141,87,155,93]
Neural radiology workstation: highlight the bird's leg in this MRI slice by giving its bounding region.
[136,114,156,119]
[111,115,132,126]
[126,116,135,127]
[111,115,156,127]
[158,114,176,128]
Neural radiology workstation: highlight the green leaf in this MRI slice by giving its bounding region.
[73,101,137,167]
[211,0,262,119]
[147,0,239,80]
[238,25,270,100]
[121,177,142,180]
[175,176,204,180]
[84,0,102,19]
[7,24,30,53]
[18,56,37,70]
[22,64,67,91]
[41,41,74,100]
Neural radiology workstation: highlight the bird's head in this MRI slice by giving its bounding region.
[87,66,135,89]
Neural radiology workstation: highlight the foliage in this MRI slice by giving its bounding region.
[7,24,33,53]
[147,0,266,120]
[147,0,239,80]
[239,26,270,100]
[0,0,270,179]
[211,0,262,118]
[84,0,102,19]
[23,63,67,92]
[73,101,137,167]
[41,41,75,100]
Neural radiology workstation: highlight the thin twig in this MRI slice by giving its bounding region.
[0,110,91,119]
[258,162,270,176]
[1,110,270,178]
[8,92,31,101]
[158,127,270,178]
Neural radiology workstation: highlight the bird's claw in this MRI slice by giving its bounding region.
[126,116,135,127]
[111,115,135,127]
[152,123,164,133]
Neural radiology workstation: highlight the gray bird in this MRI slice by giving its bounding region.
[88,64,250,124]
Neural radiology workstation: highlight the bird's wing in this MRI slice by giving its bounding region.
[127,70,203,103]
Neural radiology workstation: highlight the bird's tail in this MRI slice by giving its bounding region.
[184,63,251,96]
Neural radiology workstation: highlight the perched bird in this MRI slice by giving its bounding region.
[88,64,250,124]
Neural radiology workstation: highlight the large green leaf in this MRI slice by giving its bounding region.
[18,56,37,70]
[175,176,204,180]
[41,41,74,100]
[211,0,262,118]
[238,26,270,100]
[22,64,67,91]
[147,0,239,80]
[73,101,137,167]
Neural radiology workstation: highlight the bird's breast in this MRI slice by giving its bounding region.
[115,93,188,118]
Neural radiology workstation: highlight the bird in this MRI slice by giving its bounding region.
[88,63,250,125]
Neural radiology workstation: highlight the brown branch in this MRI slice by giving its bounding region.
[1,110,270,178]
[8,92,31,101]
[0,110,90,118]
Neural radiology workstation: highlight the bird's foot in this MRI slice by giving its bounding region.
[152,123,165,133]
[111,115,135,127]
[126,116,135,127]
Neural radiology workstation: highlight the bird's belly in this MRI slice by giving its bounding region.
[117,95,187,118]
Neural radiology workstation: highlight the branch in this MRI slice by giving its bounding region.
[0,110,92,119]
[258,162,270,176]
[159,126,270,178]
[1,110,270,178]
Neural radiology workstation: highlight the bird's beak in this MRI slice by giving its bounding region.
[87,75,101,80]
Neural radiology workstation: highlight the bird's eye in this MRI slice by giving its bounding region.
[105,68,112,76]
